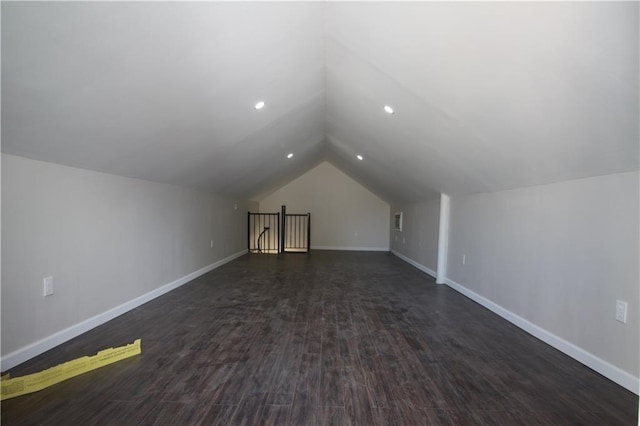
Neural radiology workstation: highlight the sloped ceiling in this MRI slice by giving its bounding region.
[2,2,638,204]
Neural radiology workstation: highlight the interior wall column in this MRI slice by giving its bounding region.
[436,193,450,284]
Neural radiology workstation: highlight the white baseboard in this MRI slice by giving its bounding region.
[445,277,639,395]
[311,246,389,252]
[391,250,437,279]
[1,249,248,371]
[390,251,639,395]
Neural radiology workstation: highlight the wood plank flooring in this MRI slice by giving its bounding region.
[2,251,638,425]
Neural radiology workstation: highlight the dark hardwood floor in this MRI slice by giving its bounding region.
[2,251,638,425]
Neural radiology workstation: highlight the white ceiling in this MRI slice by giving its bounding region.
[2,2,638,204]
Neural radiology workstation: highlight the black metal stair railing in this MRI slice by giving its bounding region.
[248,206,311,254]
[248,212,280,254]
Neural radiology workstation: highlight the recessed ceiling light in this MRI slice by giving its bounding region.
[254,101,265,110]
[356,154,363,161]
[287,153,294,159]
[384,105,394,114]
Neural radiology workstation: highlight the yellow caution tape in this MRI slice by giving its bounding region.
[1,339,141,401]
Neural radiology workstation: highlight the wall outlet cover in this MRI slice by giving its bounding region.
[43,276,54,296]
[615,300,628,323]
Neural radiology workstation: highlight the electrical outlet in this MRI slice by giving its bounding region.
[43,276,54,296]
[210,240,214,248]
[615,300,628,323]
[234,203,238,210]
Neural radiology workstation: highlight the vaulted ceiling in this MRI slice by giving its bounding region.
[2,2,638,204]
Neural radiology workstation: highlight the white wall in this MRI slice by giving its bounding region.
[259,161,390,250]
[1,154,248,366]
[390,198,440,275]
[447,171,639,386]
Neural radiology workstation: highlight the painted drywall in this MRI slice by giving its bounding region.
[1,154,248,359]
[259,161,390,250]
[390,198,441,275]
[447,171,639,379]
